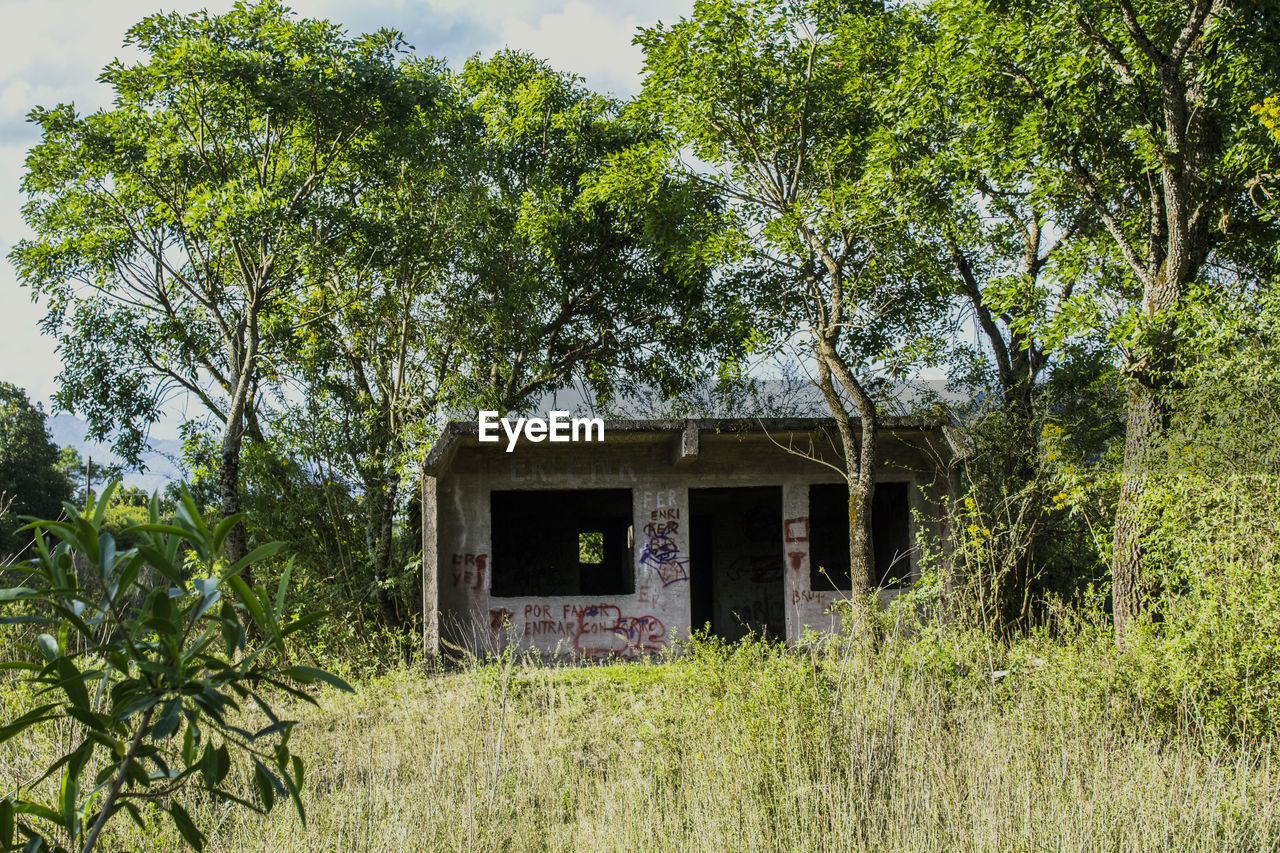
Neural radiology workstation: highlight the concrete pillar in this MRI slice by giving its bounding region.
[780,481,810,643]
[421,473,438,658]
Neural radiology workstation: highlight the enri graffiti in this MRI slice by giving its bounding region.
[639,520,689,586]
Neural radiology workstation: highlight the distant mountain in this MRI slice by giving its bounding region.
[46,414,186,494]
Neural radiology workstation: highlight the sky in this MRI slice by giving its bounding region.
[0,0,693,433]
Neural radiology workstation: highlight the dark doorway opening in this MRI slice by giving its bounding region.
[808,481,912,592]
[689,487,785,642]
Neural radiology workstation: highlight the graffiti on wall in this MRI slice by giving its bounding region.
[500,602,667,656]
[784,517,809,574]
[518,603,574,638]
[784,517,809,543]
[639,507,689,586]
[489,607,514,632]
[574,604,667,656]
[790,589,845,612]
[640,490,678,510]
[451,553,487,592]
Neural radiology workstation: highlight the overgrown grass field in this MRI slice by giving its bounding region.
[5,626,1276,852]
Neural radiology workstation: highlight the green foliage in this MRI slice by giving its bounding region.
[8,0,443,586]
[167,420,420,669]
[925,0,1280,634]
[0,480,351,851]
[10,0,743,638]
[235,441,406,656]
[445,49,733,411]
[634,0,949,364]
[260,46,742,636]
[1248,94,1280,222]
[99,502,151,553]
[6,0,1280,759]
[0,384,72,561]
[634,0,955,593]
[10,0,430,465]
[1123,281,1280,738]
[1130,471,1280,738]
[933,352,1124,632]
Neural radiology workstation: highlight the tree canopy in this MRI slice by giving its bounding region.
[10,0,439,566]
[635,0,951,594]
[0,383,72,560]
[9,0,1280,646]
[930,0,1280,637]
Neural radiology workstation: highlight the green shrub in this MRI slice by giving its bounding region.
[1123,281,1280,740]
[1129,471,1280,738]
[0,480,351,852]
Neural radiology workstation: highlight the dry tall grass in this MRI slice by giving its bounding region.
[7,629,1270,853]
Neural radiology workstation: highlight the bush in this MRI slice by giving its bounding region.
[1124,281,1280,739]
[1129,470,1280,738]
[0,481,351,852]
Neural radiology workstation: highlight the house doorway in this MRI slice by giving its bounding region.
[689,487,785,642]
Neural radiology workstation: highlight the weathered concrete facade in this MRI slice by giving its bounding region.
[421,418,954,657]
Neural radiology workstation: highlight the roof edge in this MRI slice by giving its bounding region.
[422,415,951,476]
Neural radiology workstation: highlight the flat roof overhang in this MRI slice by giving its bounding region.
[422,416,956,477]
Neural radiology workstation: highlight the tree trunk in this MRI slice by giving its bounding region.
[364,468,402,628]
[1111,379,1165,642]
[847,438,877,596]
[219,306,258,581]
[816,346,879,598]
[218,409,249,577]
[1087,1,1218,645]
[1111,254,1182,643]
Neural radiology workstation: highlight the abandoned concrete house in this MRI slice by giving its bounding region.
[420,418,956,657]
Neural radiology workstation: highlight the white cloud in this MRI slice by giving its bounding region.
[498,1,684,96]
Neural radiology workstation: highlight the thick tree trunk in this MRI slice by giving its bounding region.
[1111,256,1182,642]
[1078,0,1219,645]
[1111,377,1166,641]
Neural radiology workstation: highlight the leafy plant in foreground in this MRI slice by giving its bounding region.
[0,480,351,852]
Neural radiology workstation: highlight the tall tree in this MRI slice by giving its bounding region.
[0,383,72,560]
[10,0,434,565]
[883,32,1106,420]
[637,0,947,597]
[447,50,730,414]
[280,59,468,626]
[268,51,729,629]
[934,0,1280,639]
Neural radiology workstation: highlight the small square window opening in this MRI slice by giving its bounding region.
[579,531,604,564]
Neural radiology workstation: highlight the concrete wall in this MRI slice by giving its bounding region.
[427,426,951,657]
